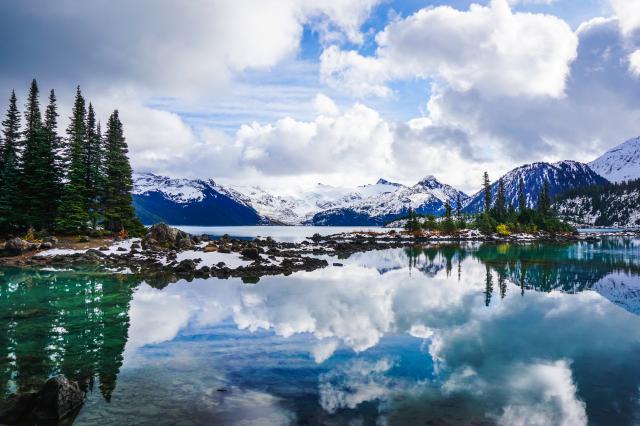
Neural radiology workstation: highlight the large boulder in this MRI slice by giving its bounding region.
[0,376,85,425]
[143,223,194,251]
[3,238,31,256]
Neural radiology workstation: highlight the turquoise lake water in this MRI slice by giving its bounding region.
[2,235,640,425]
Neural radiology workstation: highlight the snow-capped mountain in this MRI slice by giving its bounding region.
[589,136,640,182]
[229,178,404,225]
[311,176,468,225]
[463,161,609,213]
[132,173,467,226]
[132,173,263,225]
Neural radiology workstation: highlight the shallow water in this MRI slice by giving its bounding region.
[2,237,640,425]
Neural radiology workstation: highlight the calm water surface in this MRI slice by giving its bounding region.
[2,233,640,425]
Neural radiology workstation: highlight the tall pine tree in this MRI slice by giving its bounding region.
[20,79,50,229]
[482,171,491,214]
[84,104,104,229]
[102,110,142,234]
[56,87,90,233]
[517,176,527,212]
[0,91,22,233]
[495,177,506,218]
[41,89,63,227]
[537,179,551,216]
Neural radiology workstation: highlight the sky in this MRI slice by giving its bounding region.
[0,0,638,194]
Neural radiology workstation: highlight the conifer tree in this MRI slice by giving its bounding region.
[537,179,550,215]
[41,89,63,227]
[56,87,90,233]
[496,177,506,218]
[483,172,491,214]
[0,91,22,232]
[517,176,527,212]
[20,79,49,229]
[102,110,142,234]
[445,200,452,219]
[85,104,104,229]
[456,193,462,218]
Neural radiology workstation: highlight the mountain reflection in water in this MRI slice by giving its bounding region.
[1,237,640,425]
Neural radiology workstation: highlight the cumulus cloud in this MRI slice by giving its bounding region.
[629,50,640,77]
[609,0,640,36]
[321,0,578,98]
[0,0,382,97]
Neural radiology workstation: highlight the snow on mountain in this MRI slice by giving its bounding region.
[589,136,640,183]
[311,176,468,225]
[132,173,263,225]
[463,161,609,213]
[230,179,408,225]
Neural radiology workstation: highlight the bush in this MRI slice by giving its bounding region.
[496,224,511,236]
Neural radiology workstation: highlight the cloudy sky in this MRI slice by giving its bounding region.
[0,0,638,193]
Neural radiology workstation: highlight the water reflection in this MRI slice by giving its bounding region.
[1,239,640,425]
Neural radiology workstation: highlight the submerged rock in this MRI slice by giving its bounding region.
[0,376,85,425]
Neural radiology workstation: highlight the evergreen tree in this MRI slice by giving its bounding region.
[0,91,22,232]
[41,89,63,227]
[56,87,90,233]
[102,110,142,234]
[517,176,527,212]
[445,200,452,219]
[456,193,462,218]
[20,79,50,229]
[537,179,551,216]
[495,177,506,218]
[483,171,491,214]
[85,104,104,229]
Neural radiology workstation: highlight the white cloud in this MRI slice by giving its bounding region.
[313,93,340,116]
[609,0,640,36]
[320,0,578,98]
[629,50,640,77]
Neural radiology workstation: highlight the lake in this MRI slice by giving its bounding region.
[2,231,640,425]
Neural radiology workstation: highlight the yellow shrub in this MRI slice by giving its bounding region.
[496,224,511,236]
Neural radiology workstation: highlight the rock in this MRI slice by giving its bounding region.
[216,262,226,268]
[99,246,109,251]
[131,242,141,249]
[78,236,90,243]
[333,262,343,267]
[4,238,31,255]
[0,376,85,425]
[203,244,217,253]
[43,236,58,245]
[200,234,211,242]
[310,233,323,242]
[240,247,260,260]
[116,247,127,252]
[85,249,107,258]
[174,259,196,273]
[32,376,85,423]
[40,242,53,250]
[144,223,194,250]
[218,246,231,254]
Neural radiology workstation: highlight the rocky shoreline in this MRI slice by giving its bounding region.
[0,224,636,283]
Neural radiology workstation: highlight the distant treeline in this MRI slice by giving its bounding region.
[0,79,143,236]
[554,178,640,227]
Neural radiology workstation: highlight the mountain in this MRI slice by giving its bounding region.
[132,173,263,225]
[554,178,640,227]
[230,179,404,225]
[463,161,609,213]
[310,176,468,226]
[589,136,640,183]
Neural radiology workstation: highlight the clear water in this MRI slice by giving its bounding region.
[2,236,640,425]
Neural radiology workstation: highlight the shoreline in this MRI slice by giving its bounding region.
[1,225,638,284]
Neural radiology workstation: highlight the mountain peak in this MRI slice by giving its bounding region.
[375,178,402,186]
[415,175,440,188]
[589,136,640,183]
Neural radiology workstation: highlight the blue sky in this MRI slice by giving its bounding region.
[0,0,637,193]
